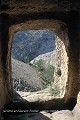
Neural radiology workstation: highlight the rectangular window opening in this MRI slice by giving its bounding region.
[11,29,68,103]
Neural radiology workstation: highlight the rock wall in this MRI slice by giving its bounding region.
[0,38,6,111]
[0,0,80,111]
[11,30,55,61]
[54,29,69,97]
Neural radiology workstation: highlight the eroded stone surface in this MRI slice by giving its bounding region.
[12,58,45,92]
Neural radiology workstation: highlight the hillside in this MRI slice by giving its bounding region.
[11,58,45,92]
[11,30,56,62]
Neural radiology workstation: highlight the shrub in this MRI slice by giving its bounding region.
[49,85,59,95]
[33,59,44,71]
[33,59,55,85]
[39,64,54,85]
[24,56,29,63]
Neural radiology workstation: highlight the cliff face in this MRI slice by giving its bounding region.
[11,30,56,62]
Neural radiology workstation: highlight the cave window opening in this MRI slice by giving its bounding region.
[11,29,67,101]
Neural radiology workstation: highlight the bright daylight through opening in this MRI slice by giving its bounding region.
[11,29,68,101]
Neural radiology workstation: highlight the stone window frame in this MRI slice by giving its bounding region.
[4,19,79,110]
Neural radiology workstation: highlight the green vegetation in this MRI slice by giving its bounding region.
[24,56,29,63]
[23,58,59,95]
[32,59,44,71]
[49,85,59,95]
[39,64,54,85]
[33,59,55,85]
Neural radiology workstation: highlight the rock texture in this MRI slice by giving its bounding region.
[1,0,80,16]
[54,35,69,97]
[11,58,45,92]
[77,92,80,108]
[12,30,55,62]
[0,0,80,113]
[30,50,56,68]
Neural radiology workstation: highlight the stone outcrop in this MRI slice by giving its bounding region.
[54,34,69,97]
[11,58,45,92]
[30,50,56,68]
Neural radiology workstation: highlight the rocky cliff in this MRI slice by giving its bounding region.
[11,30,56,62]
